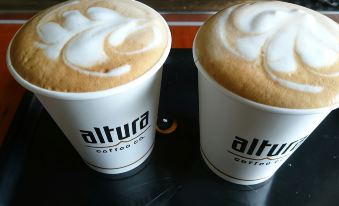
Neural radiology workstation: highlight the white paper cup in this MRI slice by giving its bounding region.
[6,19,171,175]
[193,42,338,185]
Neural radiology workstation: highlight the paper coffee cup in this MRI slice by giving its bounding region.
[193,49,337,184]
[192,1,339,185]
[6,20,171,175]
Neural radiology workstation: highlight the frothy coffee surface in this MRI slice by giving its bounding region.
[194,1,339,109]
[10,0,169,92]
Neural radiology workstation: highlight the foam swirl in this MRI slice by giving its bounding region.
[35,3,162,77]
[218,2,339,93]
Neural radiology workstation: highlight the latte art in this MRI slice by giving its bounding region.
[35,5,161,77]
[9,0,169,92]
[194,1,339,108]
[218,2,339,93]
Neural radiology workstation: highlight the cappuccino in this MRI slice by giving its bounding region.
[194,1,339,185]
[194,1,339,108]
[9,0,169,92]
[7,0,170,175]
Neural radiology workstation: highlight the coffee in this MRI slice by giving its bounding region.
[194,1,339,109]
[7,0,170,174]
[9,0,169,92]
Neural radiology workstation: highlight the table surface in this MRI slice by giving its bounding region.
[0,5,338,146]
[0,0,338,11]
[1,49,339,206]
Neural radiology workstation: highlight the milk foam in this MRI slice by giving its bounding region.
[217,1,339,93]
[35,2,162,77]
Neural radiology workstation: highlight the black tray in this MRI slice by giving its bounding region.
[1,49,339,206]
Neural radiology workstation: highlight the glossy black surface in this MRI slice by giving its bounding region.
[1,49,339,206]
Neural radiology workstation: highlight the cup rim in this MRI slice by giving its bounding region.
[6,2,172,101]
[192,30,338,115]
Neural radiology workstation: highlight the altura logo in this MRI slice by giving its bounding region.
[80,111,149,144]
[231,135,307,158]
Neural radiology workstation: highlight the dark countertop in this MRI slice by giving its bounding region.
[1,49,339,206]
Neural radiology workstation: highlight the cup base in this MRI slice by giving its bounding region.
[200,148,272,186]
[85,144,154,177]
[87,154,152,180]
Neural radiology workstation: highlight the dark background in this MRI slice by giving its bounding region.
[0,0,337,11]
[1,50,339,206]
